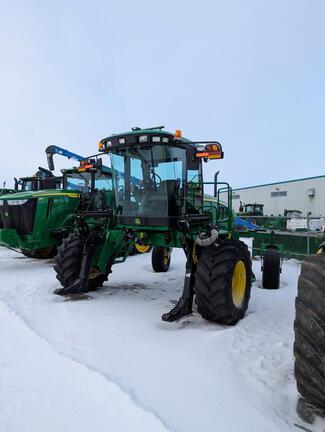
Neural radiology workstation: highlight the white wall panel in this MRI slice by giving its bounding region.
[220,177,325,216]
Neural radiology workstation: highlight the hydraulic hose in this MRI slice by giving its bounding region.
[195,229,219,247]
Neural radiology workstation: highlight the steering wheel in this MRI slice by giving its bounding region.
[151,172,161,187]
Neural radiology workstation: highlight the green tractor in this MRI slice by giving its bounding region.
[0,160,112,258]
[13,167,63,192]
[238,201,270,228]
[238,201,288,231]
[0,167,62,230]
[54,127,252,325]
[238,202,264,217]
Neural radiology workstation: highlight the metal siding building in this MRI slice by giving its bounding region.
[224,175,325,217]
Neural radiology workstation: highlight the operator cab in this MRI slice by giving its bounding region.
[15,170,62,192]
[63,160,112,193]
[240,203,264,217]
[62,158,113,211]
[99,127,223,227]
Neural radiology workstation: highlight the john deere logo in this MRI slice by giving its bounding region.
[135,218,141,225]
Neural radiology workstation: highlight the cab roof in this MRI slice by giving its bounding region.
[100,126,193,146]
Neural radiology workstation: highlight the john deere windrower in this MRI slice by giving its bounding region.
[54,127,252,325]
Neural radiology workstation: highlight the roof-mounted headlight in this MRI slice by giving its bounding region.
[195,142,223,160]
[8,199,29,205]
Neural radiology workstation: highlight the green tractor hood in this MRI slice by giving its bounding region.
[0,188,81,251]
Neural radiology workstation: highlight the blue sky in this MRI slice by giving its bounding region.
[0,0,324,188]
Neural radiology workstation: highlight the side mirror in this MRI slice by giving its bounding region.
[187,147,200,171]
[193,141,223,161]
[88,158,103,174]
[95,158,103,174]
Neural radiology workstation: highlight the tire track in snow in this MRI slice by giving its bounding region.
[229,269,300,429]
[0,296,175,432]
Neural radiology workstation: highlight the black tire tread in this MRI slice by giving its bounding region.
[195,240,252,325]
[54,232,106,292]
[294,255,325,409]
[151,246,171,273]
[262,248,280,289]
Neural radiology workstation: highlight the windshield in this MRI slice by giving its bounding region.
[66,173,91,192]
[110,145,186,222]
[95,176,112,190]
[22,180,33,191]
[244,204,263,215]
[65,172,112,193]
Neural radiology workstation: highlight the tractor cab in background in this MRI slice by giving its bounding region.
[239,201,264,217]
[15,167,62,192]
[63,161,112,194]
[0,158,112,258]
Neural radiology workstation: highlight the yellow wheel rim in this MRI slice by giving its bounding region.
[163,249,170,265]
[232,260,246,307]
[135,244,151,254]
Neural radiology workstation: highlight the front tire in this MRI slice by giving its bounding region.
[294,255,325,411]
[194,240,252,325]
[54,232,107,292]
[152,246,171,272]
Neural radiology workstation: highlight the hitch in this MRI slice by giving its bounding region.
[162,240,196,322]
[54,232,101,296]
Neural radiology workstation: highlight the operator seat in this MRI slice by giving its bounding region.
[138,179,180,217]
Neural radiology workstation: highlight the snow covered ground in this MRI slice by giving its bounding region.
[0,246,324,432]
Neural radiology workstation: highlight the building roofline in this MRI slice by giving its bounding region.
[233,174,325,192]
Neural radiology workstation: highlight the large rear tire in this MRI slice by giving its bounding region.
[294,255,325,411]
[194,240,252,325]
[54,232,107,292]
[21,246,57,259]
[262,248,280,289]
[152,246,171,272]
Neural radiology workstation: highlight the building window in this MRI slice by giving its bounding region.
[271,191,287,197]
[232,194,240,199]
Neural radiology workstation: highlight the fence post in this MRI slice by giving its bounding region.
[306,212,310,255]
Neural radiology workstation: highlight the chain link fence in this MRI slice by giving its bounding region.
[235,214,325,259]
